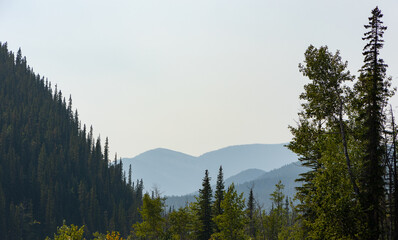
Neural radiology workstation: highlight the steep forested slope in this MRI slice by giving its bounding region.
[0,43,142,239]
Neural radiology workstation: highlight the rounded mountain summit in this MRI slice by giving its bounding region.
[122,143,298,196]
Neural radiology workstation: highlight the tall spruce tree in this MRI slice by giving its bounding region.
[247,188,256,239]
[354,6,392,239]
[196,170,213,240]
[128,164,132,187]
[213,166,225,220]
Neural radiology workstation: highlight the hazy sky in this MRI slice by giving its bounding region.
[1,0,397,158]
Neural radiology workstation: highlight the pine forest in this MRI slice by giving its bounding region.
[0,6,397,240]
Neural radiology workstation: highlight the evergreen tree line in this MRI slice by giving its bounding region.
[2,5,396,240]
[0,42,143,239]
[46,166,298,240]
[288,6,398,239]
[45,7,398,239]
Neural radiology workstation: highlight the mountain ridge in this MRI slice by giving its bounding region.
[122,143,298,196]
[165,161,306,210]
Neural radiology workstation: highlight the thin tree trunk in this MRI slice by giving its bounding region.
[338,100,360,196]
[390,107,398,240]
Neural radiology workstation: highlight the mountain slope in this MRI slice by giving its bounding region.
[165,162,307,209]
[198,144,298,177]
[125,148,202,195]
[224,168,266,187]
[0,44,141,239]
[234,162,305,208]
[122,143,298,196]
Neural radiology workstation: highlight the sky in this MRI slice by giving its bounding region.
[0,0,397,158]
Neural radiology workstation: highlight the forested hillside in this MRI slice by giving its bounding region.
[1,5,397,240]
[0,43,142,239]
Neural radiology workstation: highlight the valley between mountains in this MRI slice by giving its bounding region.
[122,143,305,209]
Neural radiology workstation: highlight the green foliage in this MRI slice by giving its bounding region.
[133,193,165,240]
[3,6,396,240]
[354,7,393,239]
[213,166,225,234]
[246,188,256,238]
[105,231,124,240]
[0,43,143,239]
[45,221,85,240]
[212,183,248,240]
[305,140,365,239]
[195,170,214,240]
[288,44,368,239]
[169,205,197,240]
[92,232,107,240]
[278,220,305,240]
[213,166,225,218]
[288,7,396,239]
[298,45,354,121]
[268,181,286,239]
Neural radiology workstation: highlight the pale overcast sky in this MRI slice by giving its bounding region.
[1,0,397,158]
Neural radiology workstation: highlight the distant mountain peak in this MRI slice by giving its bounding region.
[130,147,195,161]
[122,143,298,196]
[166,161,307,210]
[198,143,288,158]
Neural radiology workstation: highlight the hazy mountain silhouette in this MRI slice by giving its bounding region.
[165,161,307,210]
[224,168,266,187]
[122,143,298,196]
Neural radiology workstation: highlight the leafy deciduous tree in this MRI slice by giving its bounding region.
[212,183,248,240]
[133,193,165,240]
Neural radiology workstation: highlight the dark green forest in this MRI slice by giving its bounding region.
[0,6,397,240]
[0,42,143,239]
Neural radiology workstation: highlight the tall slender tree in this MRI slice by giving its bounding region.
[354,6,393,239]
[247,188,256,239]
[128,164,132,187]
[213,166,225,220]
[196,170,213,240]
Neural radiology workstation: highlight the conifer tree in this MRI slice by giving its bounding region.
[196,170,213,240]
[268,180,286,240]
[287,7,395,239]
[247,188,256,239]
[212,183,247,240]
[354,6,392,239]
[0,43,143,238]
[128,164,132,187]
[213,166,225,220]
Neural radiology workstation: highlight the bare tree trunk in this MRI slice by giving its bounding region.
[338,101,360,196]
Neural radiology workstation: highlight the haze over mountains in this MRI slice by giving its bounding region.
[122,143,298,196]
[166,161,306,209]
